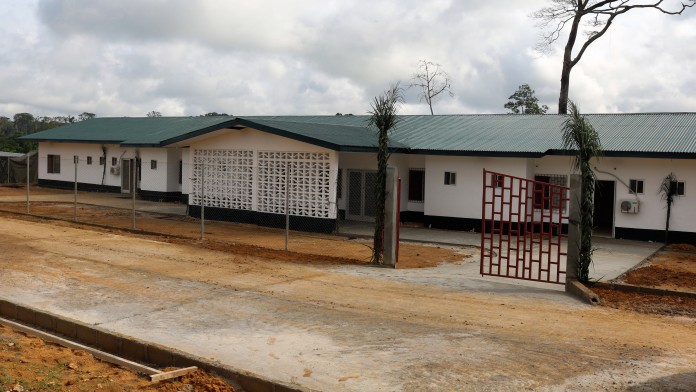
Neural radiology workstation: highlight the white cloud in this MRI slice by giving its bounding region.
[0,0,693,117]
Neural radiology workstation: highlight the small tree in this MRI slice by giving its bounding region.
[658,172,678,244]
[562,101,602,283]
[146,111,162,117]
[504,84,549,114]
[410,60,454,115]
[78,112,96,121]
[367,84,403,265]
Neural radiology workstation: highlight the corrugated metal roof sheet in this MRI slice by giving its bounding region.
[19,113,696,157]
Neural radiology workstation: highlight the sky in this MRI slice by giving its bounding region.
[0,0,694,118]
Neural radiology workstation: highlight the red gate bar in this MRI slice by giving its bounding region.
[480,169,569,285]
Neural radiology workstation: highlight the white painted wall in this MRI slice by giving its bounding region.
[424,155,530,219]
[536,156,696,233]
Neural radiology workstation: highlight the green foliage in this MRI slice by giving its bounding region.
[658,172,678,244]
[562,101,602,283]
[367,83,403,265]
[203,112,229,116]
[504,84,548,114]
[146,110,162,117]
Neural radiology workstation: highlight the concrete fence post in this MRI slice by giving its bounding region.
[565,174,581,289]
[200,162,205,240]
[383,166,398,267]
[74,155,78,222]
[26,153,30,213]
[285,162,290,251]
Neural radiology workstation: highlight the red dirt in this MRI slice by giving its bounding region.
[592,287,696,318]
[0,325,239,392]
[621,247,696,292]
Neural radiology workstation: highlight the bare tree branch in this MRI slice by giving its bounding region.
[532,0,695,113]
[409,60,454,115]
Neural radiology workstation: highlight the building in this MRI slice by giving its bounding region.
[21,113,696,243]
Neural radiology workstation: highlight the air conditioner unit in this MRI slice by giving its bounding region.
[620,199,639,214]
[110,166,121,176]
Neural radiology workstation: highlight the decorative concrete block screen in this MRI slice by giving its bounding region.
[192,149,254,210]
[257,151,332,218]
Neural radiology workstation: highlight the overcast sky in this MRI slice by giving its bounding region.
[0,0,694,118]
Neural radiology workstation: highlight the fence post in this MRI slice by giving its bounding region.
[26,153,30,213]
[285,162,290,251]
[74,155,78,222]
[132,159,137,230]
[565,174,581,289]
[200,162,205,240]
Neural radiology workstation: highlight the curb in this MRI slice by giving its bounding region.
[0,297,314,392]
[565,279,600,305]
[591,282,696,299]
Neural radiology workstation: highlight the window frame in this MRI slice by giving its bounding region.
[671,180,686,196]
[99,156,105,166]
[86,156,93,165]
[47,154,61,174]
[111,157,118,166]
[533,174,568,211]
[151,160,157,170]
[629,179,644,195]
[444,171,456,186]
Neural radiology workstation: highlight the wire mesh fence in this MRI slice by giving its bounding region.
[0,154,391,262]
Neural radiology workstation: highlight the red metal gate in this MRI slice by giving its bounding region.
[480,170,569,285]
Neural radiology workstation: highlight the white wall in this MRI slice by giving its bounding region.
[424,155,530,219]
[535,156,696,233]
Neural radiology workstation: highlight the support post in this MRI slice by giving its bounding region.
[74,155,78,222]
[200,162,205,240]
[26,153,30,213]
[565,174,581,290]
[383,166,398,267]
[285,162,290,251]
[131,159,136,230]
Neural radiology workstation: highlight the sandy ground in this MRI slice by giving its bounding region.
[0,216,695,391]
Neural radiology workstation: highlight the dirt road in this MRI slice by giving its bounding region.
[0,217,694,391]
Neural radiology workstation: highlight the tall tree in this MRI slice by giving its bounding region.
[658,172,679,244]
[13,113,35,135]
[410,60,454,115]
[562,101,602,283]
[533,0,695,114]
[146,111,162,117]
[367,83,403,265]
[504,84,549,114]
[78,112,96,121]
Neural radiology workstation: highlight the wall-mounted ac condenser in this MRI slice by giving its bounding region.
[110,166,120,176]
[620,199,639,214]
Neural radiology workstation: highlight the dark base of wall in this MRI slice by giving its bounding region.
[39,179,120,194]
[401,211,424,223]
[139,190,186,203]
[424,215,481,232]
[615,227,696,245]
[188,205,337,234]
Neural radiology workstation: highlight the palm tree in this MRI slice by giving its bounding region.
[367,84,403,265]
[562,101,602,283]
[658,172,678,244]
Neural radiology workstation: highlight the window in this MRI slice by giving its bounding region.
[99,156,105,165]
[670,181,686,196]
[534,174,568,210]
[408,168,425,202]
[444,171,456,186]
[111,157,117,166]
[492,174,504,188]
[47,155,60,174]
[629,179,644,194]
[337,169,343,199]
[151,160,157,170]
[87,156,93,165]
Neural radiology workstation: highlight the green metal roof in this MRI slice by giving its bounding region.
[20,116,237,147]
[20,113,696,158]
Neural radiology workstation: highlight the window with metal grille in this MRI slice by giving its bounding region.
[444,171,456,186]
[47,155,60,174]
[629,179,644,194]
[409,168,425,202]
[534,174,567,211]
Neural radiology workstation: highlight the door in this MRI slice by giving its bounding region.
[347,170,377,221]
[121,159,134,194]
[593,180,615,237]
